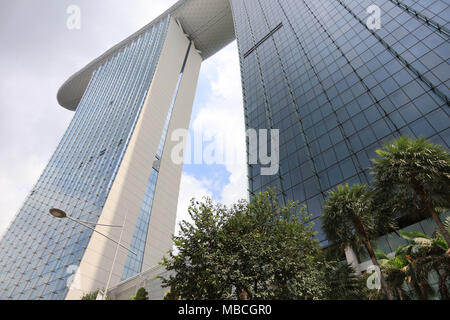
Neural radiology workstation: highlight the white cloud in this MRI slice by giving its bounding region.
[197,42,248,206]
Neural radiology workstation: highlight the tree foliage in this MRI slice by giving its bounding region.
[372,136,450,244]
[323,260,370,300]
[161,189,335,300]
[130,287,149,300]
[80,289,112,300]
[321,136,450,300]
[375,248,411,300]
[377,230,449,300]
[321,183,395,299]
[322,184,396,251]
[81,289,101,300]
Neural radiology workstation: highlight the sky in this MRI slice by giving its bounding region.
[0,0,246,238]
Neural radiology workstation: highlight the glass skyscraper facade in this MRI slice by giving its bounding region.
[0,17,170,300]
[231,0,449,244]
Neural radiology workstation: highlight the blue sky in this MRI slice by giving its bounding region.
[0,0,246,237]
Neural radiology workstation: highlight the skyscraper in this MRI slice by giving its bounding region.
[0,0,448,300]
[231,0,449,245]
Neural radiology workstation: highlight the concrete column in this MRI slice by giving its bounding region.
[345,246,361,275]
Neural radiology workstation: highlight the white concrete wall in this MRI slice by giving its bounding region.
[108,265,173,300]
[142,39,202,269]
[65,18,199,300]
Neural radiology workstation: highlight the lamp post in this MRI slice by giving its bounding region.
[49,208,137,300]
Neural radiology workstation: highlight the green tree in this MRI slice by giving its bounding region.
[377,229,450,300]
[399,230,449,300]
[81,289,101,300]
[160,189,330,300]
[321,183,395,300]
[372,136,450,245]
[130,287,149,300]
[163,287,179,300]
[323,260,370,300]
[80,289,112,300]
[375,249,411,300]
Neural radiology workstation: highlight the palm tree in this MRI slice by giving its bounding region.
[376,249,410,300]
[325,260,369,300]
[398,230,449,300]
[377,229,449,300]
[372,136,450,245]
[321,183,395,300]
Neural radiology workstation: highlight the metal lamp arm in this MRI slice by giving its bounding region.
[66,216,137,256]
[71,218,122,228]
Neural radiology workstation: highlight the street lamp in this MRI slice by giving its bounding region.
[49,208,137,300]
[49,208,67,219]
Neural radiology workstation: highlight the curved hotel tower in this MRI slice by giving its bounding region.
[0,0,448,299]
